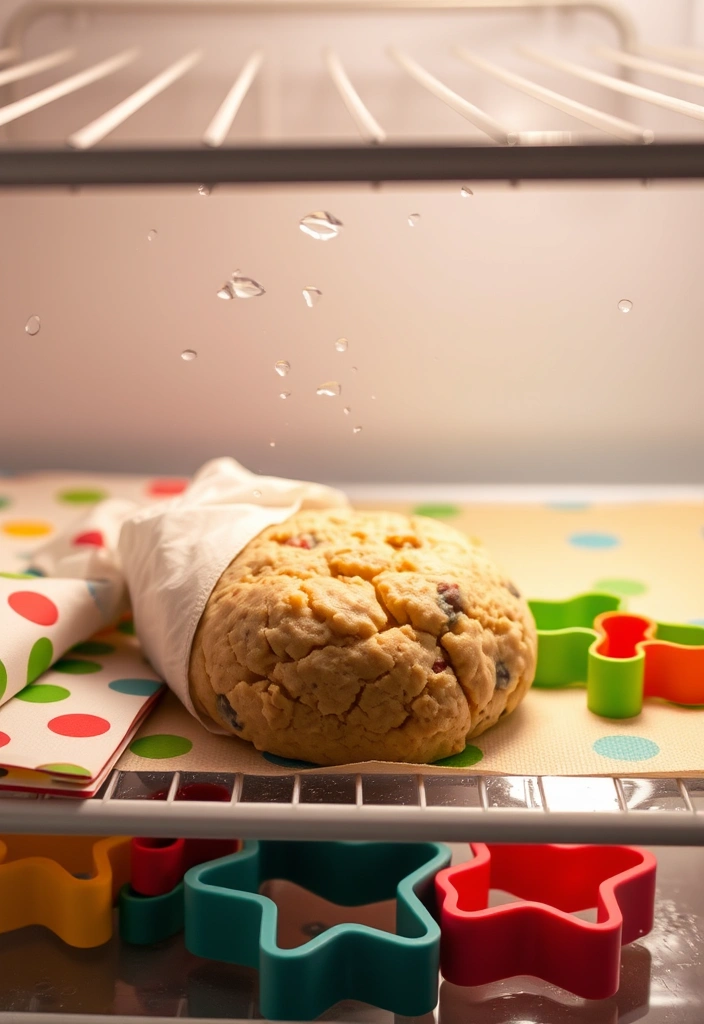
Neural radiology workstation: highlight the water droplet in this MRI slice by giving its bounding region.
[302,921,329,937]
[147,229,157,241]
[371,395,376,400]
[252,489,262,498]
[618,299,633,313]
[269,440,276,447]
[335,337,348,353]
[279,391,291,400]
[275,360,291,377]
[24,315,41,336]
[460,185,473,198]
[197,184,211,197]
[217,283,234,300]
[351,366,358,373]
[302,287,322,308]
[353,425,362,434]
[408,213,420,227]
[181,349,197,361]
[343,407,351,416]
[316,381,341,398]
[218,271,265,301]
[299,211,343,241]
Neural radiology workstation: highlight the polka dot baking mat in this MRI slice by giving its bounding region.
[1,472,703,780]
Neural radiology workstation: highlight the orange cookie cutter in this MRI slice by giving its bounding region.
[0,834,130,947]
[530,593,704,717]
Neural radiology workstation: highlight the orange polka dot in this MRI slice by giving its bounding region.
[1,520,53,538]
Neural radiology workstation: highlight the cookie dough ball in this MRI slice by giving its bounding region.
[189,509,536,766]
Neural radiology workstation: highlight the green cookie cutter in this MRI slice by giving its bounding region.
[184,839,451,1020]
[529,592,704,718]
[119,881,185,945]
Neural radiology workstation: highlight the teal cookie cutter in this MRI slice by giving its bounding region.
[529,592,704,718]
[119,880,185,945]
[184,839,451,1020]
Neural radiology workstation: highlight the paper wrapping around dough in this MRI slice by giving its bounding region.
[31,458,349,726]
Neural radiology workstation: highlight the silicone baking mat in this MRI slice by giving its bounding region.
[1,471,703,779]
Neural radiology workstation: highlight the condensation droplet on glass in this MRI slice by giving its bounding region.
[343,407,351,416]
[335,338,348,353]
[147,229,157,241]
[181,349,197,361]
[618,299,633,313]
[460,186,473,198]
[269,440,276,447]
[302,921,329,938]
[25,315,41,336]
[275,360,291,377]
[302,287,322,308]
[353,425,362,434]
[371,395,376,400]
[252,489,262,498]
[299,211,343,241]
[279,391,291,400]
[218,271,265,301]
[197,184,211,196]
[316,381,341,398]
[351,366,358,373]
[408,213,420,227]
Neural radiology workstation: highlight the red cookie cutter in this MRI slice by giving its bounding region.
[436,844,656,1000]
[131,782,239,897]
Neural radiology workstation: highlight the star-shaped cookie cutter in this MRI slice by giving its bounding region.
[436,843,656,1000]
[184,839,451,1020]
[529,591,704,717]
[0,833,130,947]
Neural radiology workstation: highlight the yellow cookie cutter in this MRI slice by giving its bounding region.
[0,834,130,947]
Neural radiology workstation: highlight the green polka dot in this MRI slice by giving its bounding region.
[593,577,648,597]
[413,503,461,520]
[38,762,92,777]
[57,488,108,505]
[129,734,193,759]
[117,618,136,636]
[0,497,10,509]
[0,660,6,701]
[433,744,483,768]
[17,684,70,703]
[54,658,102,675]
[0,571,34,579]
[27,637,53,684]
[71,641,115,656]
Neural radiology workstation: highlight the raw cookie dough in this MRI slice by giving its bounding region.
[189,509,537,766]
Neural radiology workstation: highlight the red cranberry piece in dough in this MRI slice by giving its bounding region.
[432,660,448,674]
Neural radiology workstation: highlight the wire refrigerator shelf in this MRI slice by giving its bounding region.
[2,0,704,183]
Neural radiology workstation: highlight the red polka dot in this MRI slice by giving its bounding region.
[73,530,105,547]
[8,591,59,626]
[48,714,110,737]
[148,479,188,497]
[0,732,10,748]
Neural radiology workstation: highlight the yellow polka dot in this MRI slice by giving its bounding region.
[1,520,54,538]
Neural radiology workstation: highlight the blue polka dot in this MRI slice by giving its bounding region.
[108,678,162,697]
[263,752,319,770]
[593,735,660,762]
[569,532,620,550]
[23,567,45,577]
[548,502,591,512]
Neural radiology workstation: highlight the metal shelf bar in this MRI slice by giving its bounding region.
[1,773,703,845]
[0,48,139,129]
[522,45,704,123]
[0,47,75,89]
[68,49,202,149]
[203,49,263,147]
[389,47,511,142]
[597,44,704,89]
[455,47,651,142]
[325,48,386,143]
[638,40,704,68]
[0,49,17,67]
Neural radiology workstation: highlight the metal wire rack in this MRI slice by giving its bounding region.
[2,771,704,844]
[3,0,704,183]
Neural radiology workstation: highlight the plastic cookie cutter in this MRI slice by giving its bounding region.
[121,781,239,945]
[0,834,130,947]
[529,591,704,717]
[436,843,656,1001]
[131,781,239,896]
[184,839,451,1020]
